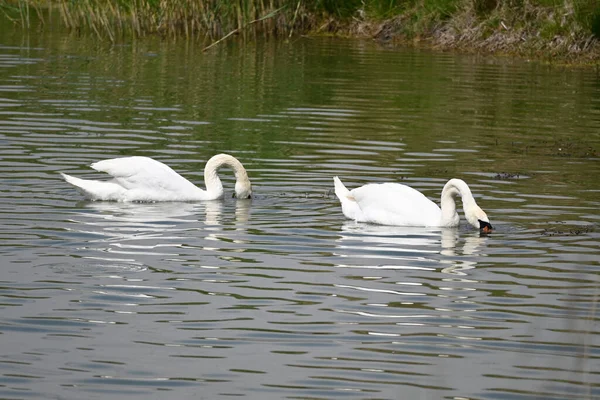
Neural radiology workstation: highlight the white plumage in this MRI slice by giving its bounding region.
[333,176,492,232]
[61,154,252,202]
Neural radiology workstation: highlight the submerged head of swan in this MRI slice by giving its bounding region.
[234,179,252,199]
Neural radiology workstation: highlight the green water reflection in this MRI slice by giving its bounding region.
[4,22,598,204]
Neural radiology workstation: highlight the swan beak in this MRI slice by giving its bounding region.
[479,220,493,234]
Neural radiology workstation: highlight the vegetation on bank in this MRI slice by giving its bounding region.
[1,0,599,63]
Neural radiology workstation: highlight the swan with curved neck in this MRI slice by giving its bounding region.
[61,153,252,202]
[333,177,492,232]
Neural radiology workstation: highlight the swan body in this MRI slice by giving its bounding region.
[61,153,252,202]
[333,177,492,232]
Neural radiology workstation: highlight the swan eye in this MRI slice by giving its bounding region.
[478,219,493,233]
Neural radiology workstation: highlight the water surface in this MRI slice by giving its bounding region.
[0,23,599,400]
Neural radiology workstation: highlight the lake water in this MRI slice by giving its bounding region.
[1,21,599,400]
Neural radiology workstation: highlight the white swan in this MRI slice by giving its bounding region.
[61,153,252,202]
[333,177,492,232]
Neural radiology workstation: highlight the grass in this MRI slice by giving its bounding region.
[1,0,599,63]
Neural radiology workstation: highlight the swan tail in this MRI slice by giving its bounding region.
[333,176,353,201]
[333,176,364,221]
[60,173,126,201]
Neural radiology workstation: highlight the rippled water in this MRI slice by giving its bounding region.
[1,23,599,400]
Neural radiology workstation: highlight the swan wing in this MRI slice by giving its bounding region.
[351,182,442,226]
[91,156,203,200]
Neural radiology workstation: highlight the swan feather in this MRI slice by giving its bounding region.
[352,182,442,226]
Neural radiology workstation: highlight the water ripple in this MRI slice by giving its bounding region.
[0,34,598,400]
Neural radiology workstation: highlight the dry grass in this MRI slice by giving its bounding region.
[361,1,600,64]
[428,1,600,64]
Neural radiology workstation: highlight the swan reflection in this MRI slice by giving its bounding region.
[339,222,442,249]
[335,222,488,276]
[64,200,252,272]
[440,229,488,277]
[72,200,251,232]
[69,201,223,240]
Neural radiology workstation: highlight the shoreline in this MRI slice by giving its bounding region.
[3,1,599,66]
[312,16,600,67]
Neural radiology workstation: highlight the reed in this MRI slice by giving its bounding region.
[49,0,311,40]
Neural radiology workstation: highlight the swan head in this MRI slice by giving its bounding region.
[234,179,252,199]
[465,205,493,233]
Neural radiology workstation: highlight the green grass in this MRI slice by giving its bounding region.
[574,0,600,38]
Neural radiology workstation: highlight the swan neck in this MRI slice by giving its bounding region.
[439,179,476,226]
[439,186,458,225]
[442,179,476,203]
[203,153,249,194]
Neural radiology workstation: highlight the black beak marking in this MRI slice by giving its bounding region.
[479,219,493,232]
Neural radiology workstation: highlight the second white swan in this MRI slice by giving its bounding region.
[333,177,492,232]
[61,153,252,202]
